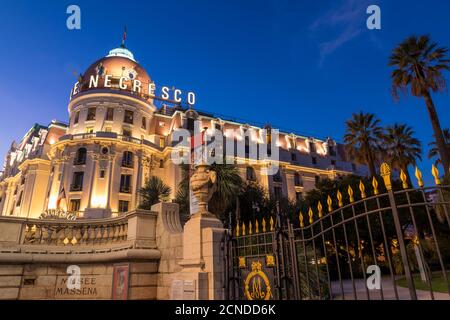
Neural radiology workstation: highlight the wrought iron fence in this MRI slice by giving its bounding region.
[222,163,450,300]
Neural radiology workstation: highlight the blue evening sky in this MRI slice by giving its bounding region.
[0,0,449,184]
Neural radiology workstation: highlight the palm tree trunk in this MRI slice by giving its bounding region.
[423,91,450,176]
[366,146,377,177]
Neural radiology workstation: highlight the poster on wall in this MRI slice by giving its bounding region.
[112,263,130,300]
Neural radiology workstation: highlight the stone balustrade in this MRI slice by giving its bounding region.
[22,220,128,246]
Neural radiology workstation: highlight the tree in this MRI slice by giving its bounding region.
[389,35,450,176]
[382,123,422,179]
[428,128,450,166]
[138,176,171,209]
[175,164,242,220]
[208,163,242,219]
[344,112,383,177]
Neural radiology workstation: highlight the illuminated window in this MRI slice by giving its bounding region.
[294,173,303,186]
[159,137,165,148]
[120,175,132,193]
[118,200,129,213]
[122,127,132,137]
[122,151,134,168]
[69,199,80,212]
[246,166,256,181]
[74,111,80,124]
[106,108,114,121]
[87,107,96,121]
[86,127,94,134]
[74,148,87,165]
[105,127,112,132]
[71,172,84,191]
[124,110,134,124]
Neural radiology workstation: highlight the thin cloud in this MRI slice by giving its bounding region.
[310,0,370,66]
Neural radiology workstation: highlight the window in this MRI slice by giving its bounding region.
[21,176,26,185]
[69,199,81,212]
[118,200,129,213]
[87,107,96,121]
[105,127,112,132]
[273,170,282,183]
[124,110,134,124]
[329,146,336,156]
[74,148,87,165]
[309,142,316,153]
[312,156,317,165]
[71,172,84,191]
[85,126,94,134]
[122,127,132,137]
[122,151,134,168]
[246,166,256,181]
[159,137,165,148]
[351,163,357,171]
[187,118,195,131]
[294,173,303,186]
[106,108,114,121]
[74,111,80,124]
[296,192,303,202]
[13,187,17,195]
[141,117,147,129]
[0,197,2,203]
[99,170,106,178]
[16,192,23,206]
[291,153,297,162]
[159,159,164,168]
[120,175,132,193]
[274,187,282,200]
[331,160,336,166]
[245,136,250,158]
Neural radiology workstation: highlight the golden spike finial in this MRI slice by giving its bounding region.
[400,170,409,189]
[348,185,354,203]
[262,217,267,232]
[380,163,392,191]
[432,164,441,185]
[327,195,333,213]
[255,220,259,234]
[415,166,424,188]
[242,222,246,236]
[236,223,240,237]
[308,207,314,224]
[337,190,343,207]
[269,216,274,231]
[299,211,304,228]
[249,221,253,235]
[372,177,379,195]
[359,180,366,199]
[317,201,323,218]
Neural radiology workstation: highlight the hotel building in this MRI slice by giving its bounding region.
[0,45,367,219]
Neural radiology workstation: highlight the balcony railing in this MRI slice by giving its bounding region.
[59,132,160,149]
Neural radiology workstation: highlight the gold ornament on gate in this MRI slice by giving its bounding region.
[244,261,272,300]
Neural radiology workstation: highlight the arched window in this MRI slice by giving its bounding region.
[74,148,87,165]
[122,151,134,168]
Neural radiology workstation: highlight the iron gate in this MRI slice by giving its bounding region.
[222,163,450,300]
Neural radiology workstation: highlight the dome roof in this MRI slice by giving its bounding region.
[76,46,152,99]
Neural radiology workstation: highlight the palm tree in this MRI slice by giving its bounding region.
[382,124,422,178]
[208,163,242,219]
[138,176,172,209]
[344,112,383,177]
[389,35,450,176]
[176,164,242,220]
[428,128,450,166]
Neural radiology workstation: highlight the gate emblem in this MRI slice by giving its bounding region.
[244,261,272,300]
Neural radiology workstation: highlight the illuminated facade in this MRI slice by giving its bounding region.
[0,45,367,219]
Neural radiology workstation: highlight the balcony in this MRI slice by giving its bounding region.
[58,132,161,149]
